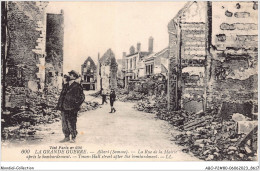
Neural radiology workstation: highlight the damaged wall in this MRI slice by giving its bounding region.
[45,11,64,90]
[81,56,97,90]
[168,1,207,111]
[6,2,48,91]
[208,1,258,110]
[168,1,258,114]
[99,49,118,93]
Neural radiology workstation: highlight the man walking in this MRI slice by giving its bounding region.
[57,70,85,143]
[109,89,116,113]
[100,88,108,105]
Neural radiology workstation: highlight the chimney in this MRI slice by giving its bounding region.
[137,42,141,52]
[130,46,135,55]
[148,36,153,53]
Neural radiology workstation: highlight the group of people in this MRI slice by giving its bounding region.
[56,70,117,143]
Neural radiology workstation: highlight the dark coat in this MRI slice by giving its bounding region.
[57,82,85,111]
[110,92,116,103]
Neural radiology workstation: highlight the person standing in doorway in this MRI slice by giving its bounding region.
[109,89,116,113]
[57,70,85,143]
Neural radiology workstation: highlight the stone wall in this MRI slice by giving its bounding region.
[6,2,48,91]
[99,49,118,92]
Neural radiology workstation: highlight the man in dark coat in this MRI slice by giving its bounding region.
[100,88,108,105]
[57,70,85,143]
[109,89,116,113]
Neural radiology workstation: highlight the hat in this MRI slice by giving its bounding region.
[68,70,79,78]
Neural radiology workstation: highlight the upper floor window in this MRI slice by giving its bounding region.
[134,57,136,69]
[146,64,154,75]
[130,59,132,69]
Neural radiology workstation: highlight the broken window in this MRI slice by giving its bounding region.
[253,2,258,10]
[134,57,136,69]
[48,72,53,77]
[216,34,226,42]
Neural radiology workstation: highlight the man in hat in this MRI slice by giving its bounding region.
[57,70,85,143]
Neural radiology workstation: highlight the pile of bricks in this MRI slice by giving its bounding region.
[118,91,147,102]
[79,101,100,113]
[132,96,257,161]
[2,86,100,141]
[173,118,257,161]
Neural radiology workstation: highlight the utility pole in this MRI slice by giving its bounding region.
[1,1,8,111]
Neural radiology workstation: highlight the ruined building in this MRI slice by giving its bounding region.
[123,37,153,87]
[81,57,97,90]
[5,2,49,91]
[99,49,118,93]
[116,58,125,88]
[144,47,169,77]
[209,1,258,117]
[45,11,64,90]
[168,1,258,114]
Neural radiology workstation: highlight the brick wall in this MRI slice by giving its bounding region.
[6,2,48,90]
[208,1,258,108]
[168,1,258,112]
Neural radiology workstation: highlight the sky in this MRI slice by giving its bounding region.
[46,1,186,74]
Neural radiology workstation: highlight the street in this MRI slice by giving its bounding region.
[2,92,199,161]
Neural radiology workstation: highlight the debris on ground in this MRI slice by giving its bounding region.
[131,91,258,161]
[2,86,100,141]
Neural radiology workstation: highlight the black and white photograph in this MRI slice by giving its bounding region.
[0,1,259,169]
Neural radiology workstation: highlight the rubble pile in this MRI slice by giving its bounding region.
[173,118,257,161]
[133,95,167,113]
[134,99,156,113]
[156,107,258,161]
[2,87,100,141]
[79,101,100,113]
[89,91,101,97]
[132,94,257,161]
[118,91,147,102]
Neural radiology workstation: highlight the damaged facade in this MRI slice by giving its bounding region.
[209,1,258,117]
[81,56,97,90]
[5,2,49,92]
[123,37,153,88]
[116,58,125,88]
[2,2,64,110]
[45,11,64,90]
[99,49,118,93]
[144,47,169,77]
[167,1,258,114]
